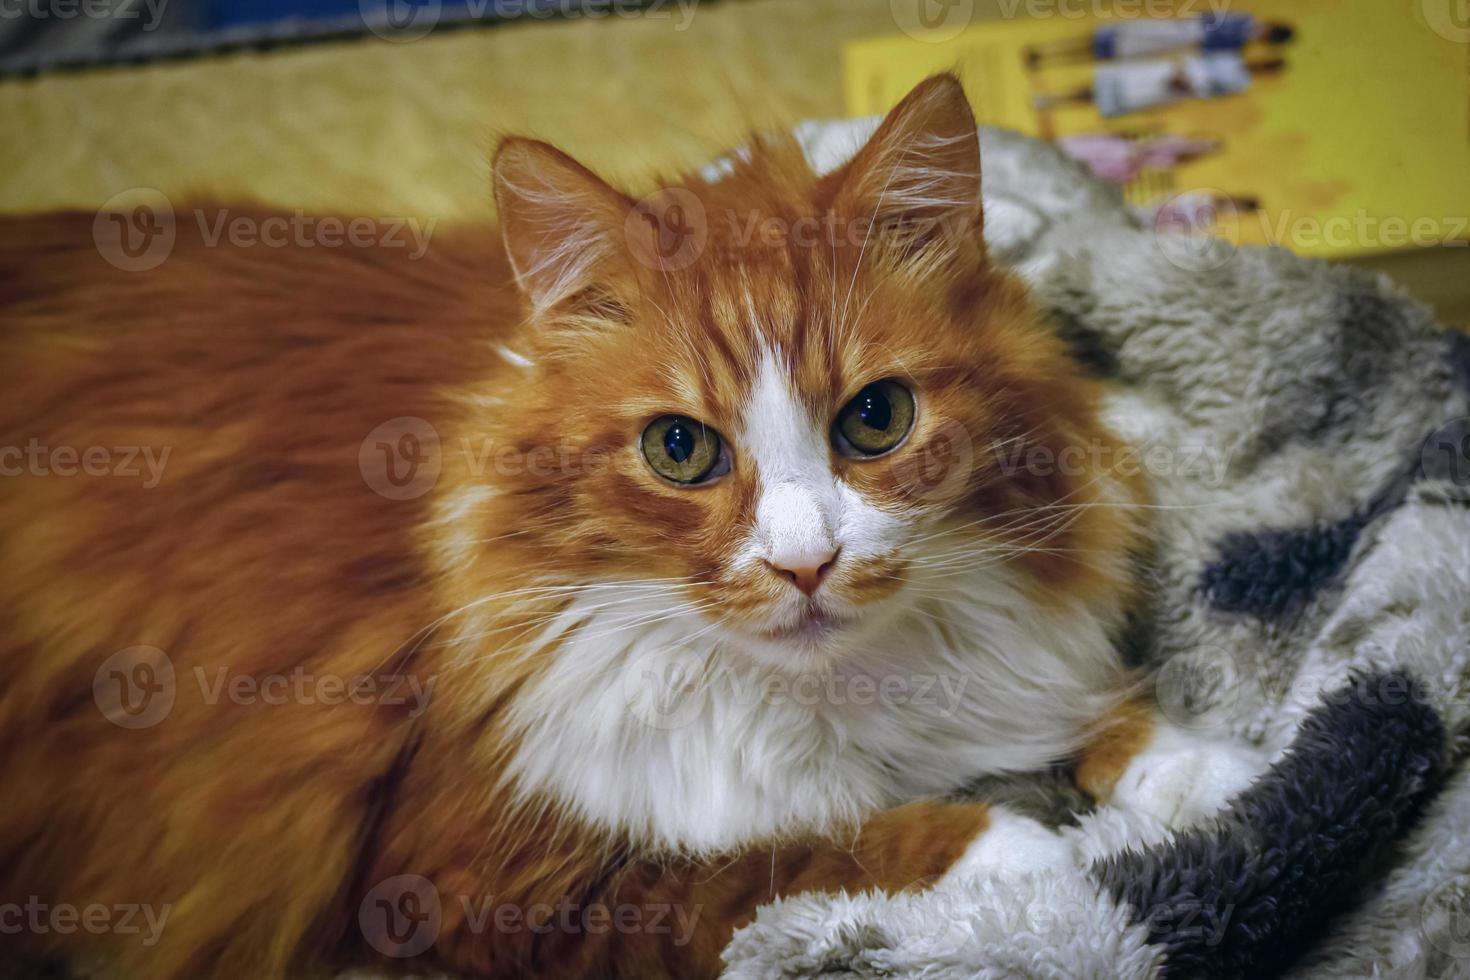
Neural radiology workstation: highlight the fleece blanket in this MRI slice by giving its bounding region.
[719,122,1470,979]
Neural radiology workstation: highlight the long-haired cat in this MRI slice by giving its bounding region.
[0,74,1260,978]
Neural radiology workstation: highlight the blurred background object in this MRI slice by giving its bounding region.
[1,0,1466,324]
[0,0,692,75]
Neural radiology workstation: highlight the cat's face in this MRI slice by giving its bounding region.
[481,76,1126,670]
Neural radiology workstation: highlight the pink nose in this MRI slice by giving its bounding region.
[766,549,839,596]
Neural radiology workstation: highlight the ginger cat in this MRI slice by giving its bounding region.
[0,75,1261,979]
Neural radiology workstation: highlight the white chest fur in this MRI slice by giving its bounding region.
[502,563,1124,855]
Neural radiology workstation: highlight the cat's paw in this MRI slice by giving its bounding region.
[945,806,1078,881]
[1108,732,1267,830]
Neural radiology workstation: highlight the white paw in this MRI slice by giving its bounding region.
[945,806,1078,881]
[1109,734,1267,830]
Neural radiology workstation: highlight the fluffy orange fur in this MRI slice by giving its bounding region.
[0,75,1146,978]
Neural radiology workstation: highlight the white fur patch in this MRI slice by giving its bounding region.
[496,344,534,369]
[945,806,1077,880]
[738,350,847,574]
[1107,720,1269,830]
[502,562,1125,852]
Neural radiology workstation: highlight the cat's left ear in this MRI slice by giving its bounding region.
[830,73,984,269]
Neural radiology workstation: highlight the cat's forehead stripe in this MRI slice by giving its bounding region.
[738,347,831,488]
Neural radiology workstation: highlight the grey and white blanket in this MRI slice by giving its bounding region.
[721,122,1470,979]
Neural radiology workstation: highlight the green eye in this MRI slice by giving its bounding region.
[834,380,916,457]
[641,415,726,485]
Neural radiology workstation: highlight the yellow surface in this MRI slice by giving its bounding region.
[1,0,1466,320]
[0,0,900,222]
[845,0,1470,257]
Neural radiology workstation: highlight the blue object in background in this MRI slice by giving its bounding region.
[201,0,466,30]
[0,0,658,76]
[198,0,596,31]
[1092,13,1258,60]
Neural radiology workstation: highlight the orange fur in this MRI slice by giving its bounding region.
[0,75,1151,979]
[1075,699,1158,803]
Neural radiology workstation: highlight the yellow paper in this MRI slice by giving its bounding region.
[844,0,1470,257]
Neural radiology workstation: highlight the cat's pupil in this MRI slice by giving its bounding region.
[664,423,695,463]
[857,388,892,431]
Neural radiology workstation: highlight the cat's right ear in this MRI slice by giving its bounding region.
[829,73,984,272]
[493,137,636,317]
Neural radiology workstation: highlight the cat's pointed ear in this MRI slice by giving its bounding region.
[832,73,983,266]
[493,137,637,315]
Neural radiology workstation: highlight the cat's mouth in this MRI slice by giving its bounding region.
[757,603,857,645]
